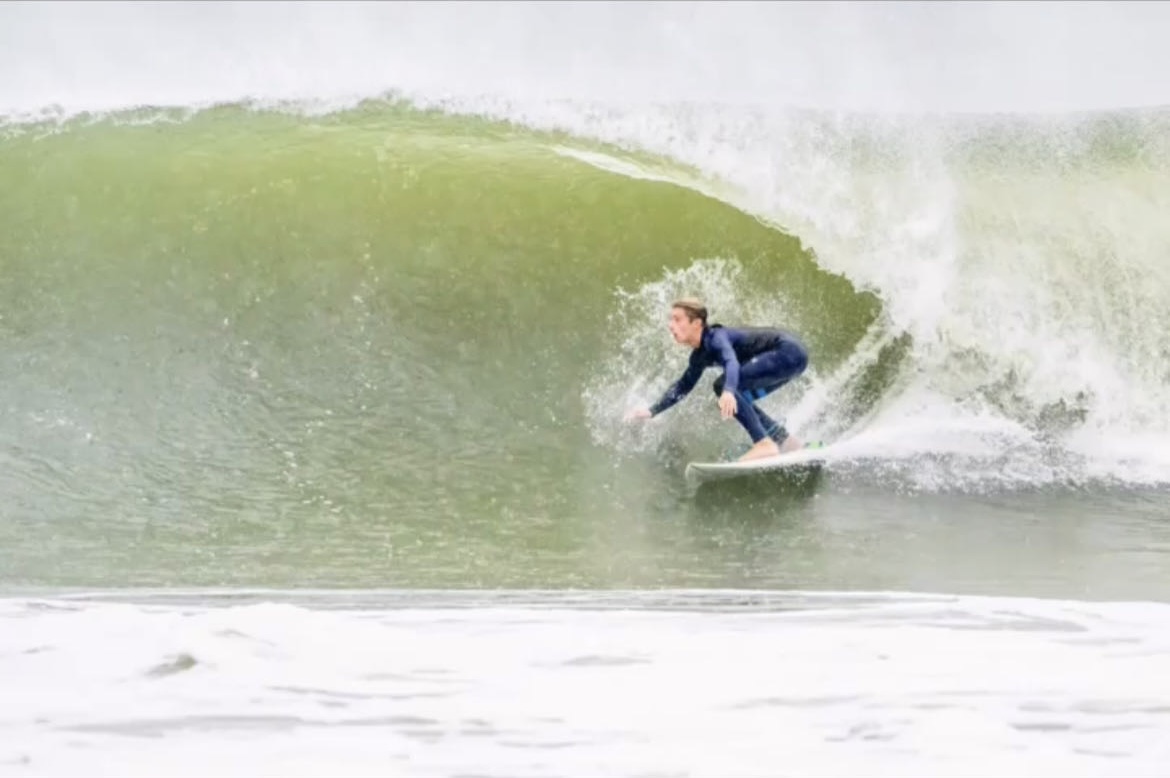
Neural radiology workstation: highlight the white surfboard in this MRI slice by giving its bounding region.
[685,443,829,483]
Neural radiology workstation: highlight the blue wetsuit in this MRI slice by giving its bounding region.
[648,324,809,443]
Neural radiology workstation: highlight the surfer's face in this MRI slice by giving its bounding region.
[669,306,703,347]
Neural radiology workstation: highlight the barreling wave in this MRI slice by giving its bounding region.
[3,98,1170,525]
[1,99,898,585]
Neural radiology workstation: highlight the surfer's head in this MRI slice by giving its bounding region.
[669,298,707,347]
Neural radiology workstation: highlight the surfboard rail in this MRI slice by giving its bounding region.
[684,443,828,483]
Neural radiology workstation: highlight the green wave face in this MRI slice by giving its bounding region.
[5,92,1170,589]
[0,102,879,586]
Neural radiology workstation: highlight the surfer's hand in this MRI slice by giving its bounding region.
[624,407,652,422]
[718,391,737,419]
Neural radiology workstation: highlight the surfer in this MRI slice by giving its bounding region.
[624,298,809,462]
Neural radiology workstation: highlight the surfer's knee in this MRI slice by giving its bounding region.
[787,340,810,374]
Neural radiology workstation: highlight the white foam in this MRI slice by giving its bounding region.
[5,593,1170,777]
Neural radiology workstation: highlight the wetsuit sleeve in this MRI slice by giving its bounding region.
[648,353,704,416]
[710,327,741,393]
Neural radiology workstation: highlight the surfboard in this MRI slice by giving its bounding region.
[684,443,828,483]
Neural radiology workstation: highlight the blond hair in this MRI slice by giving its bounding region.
[671,298,708,324]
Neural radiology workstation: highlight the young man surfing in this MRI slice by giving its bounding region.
[624,298,809,462]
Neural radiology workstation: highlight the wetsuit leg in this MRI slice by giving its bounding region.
[710,382,773,442]
[713,339,808,443]
[750,401,786,444]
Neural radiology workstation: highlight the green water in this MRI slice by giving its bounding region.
[0,103,878,588]
[2,101,1169,599]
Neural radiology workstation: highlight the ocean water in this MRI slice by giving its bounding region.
[3,2,1170,776]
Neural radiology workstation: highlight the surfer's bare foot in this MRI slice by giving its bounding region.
[738,438,780,461]
[778,435,803,453]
